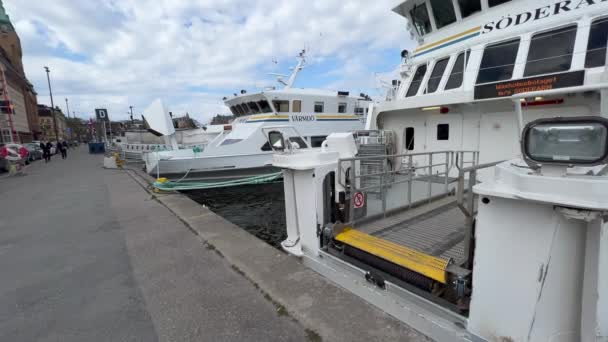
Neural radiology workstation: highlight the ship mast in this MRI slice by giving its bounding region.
[284,50,306,89]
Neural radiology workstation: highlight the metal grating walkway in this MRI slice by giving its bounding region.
[356,198,467,264]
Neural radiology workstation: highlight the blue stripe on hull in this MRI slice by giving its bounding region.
[316,119,361,121]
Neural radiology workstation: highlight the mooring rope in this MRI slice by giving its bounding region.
[153,171,283,191]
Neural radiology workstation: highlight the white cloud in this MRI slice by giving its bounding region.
[6,0,413,123]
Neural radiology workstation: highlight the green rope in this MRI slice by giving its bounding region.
[153,171,283,191]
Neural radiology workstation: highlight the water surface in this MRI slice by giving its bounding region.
[184,182,287,248]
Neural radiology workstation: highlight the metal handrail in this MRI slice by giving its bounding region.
[340,150,481,225]
[339,151,472,178]
[455,161,504,218]
[339,149,456,162]
[338,150,457,187]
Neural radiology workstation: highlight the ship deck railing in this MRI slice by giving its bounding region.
[336,150,501,269]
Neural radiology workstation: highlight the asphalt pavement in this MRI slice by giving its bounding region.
[0,147,309,342]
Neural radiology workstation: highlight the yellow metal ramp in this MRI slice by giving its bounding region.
[335,228,450,284]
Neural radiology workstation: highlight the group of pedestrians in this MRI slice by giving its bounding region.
[39,140,69,162]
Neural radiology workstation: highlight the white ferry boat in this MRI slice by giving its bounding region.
[116,126,223,161]
[143,51,372,181]
[270,1,608,340]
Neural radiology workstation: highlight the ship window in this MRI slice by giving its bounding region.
[221,139,243,146]
[292,100,302,113]
[446,50,470,90]
[476,38,520,84]
[314,102,324,113]
[488,0,511,7]
[248,102,261,114]
[245,103,255,115]
[229,106,238,116]
[430,0,456,29]
[338,103,347,113]
[406,64,427,97]
[289,137,307,148]
[273,100,290,112]
[585,17,608,68]
[236,104,247,115]
[404,127,415,150]
[261,142,272,151]
[310,136,327,148]
[410,3,432,36]
[354,107,365,115]
[524,25,576,77]
[426,57,449,93]
[437,124,449,140]
[258,100,272,113]
[457,0,481,18]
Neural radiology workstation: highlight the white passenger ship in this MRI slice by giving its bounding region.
[143,51,371,181]
[271,1,608,341]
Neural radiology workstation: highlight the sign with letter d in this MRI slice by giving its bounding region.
[95,108,110,122]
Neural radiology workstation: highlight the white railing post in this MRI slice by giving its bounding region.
[427,153,433,202]
[408,155,413,207]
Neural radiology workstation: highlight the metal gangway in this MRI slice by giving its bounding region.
[331,150,501,311]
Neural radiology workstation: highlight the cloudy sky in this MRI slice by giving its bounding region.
[6,0,414,123]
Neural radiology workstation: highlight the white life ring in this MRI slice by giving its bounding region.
[4,144,23,161]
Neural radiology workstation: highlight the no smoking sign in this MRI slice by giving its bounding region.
[353,192,365,209]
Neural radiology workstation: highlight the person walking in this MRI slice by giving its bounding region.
[62,141,69,157]
[58,141,67,160]
[45,141,53,162]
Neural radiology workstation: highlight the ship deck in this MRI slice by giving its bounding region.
[356,195,467,265]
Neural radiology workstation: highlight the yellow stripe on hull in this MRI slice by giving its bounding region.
[335,228,450,284]
[316,115,358,119]
[415,26,481,54]
[248,115,290,120]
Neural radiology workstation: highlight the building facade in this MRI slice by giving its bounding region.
[37,104,66,141]
[0,0,38,143]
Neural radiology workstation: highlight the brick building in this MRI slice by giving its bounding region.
[0,1,38,143]
[37,104,66,141]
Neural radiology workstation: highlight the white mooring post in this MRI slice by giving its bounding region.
[274,133,358,257]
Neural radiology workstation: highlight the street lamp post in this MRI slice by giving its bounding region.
[129,105,134,122]
[65,98,72,140]
[65,98,70,119]
[44,66,59,142]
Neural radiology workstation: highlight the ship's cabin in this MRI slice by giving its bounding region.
[394,2,608,100]
[225,90,373,118]
[394,0,514,41]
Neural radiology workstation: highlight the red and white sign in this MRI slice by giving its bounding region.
[353,192,365,209]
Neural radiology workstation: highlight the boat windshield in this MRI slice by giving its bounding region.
[410,3,432,36]
[248,102,261,114]
[229,99,273,116]
[429,0,456,29]
[257,100,272,113]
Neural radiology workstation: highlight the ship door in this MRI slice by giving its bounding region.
[425,114,463,172]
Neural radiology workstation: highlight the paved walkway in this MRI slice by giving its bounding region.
[0,148,308,341]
